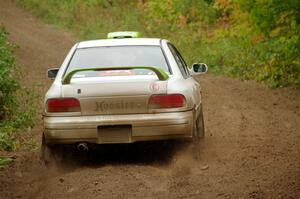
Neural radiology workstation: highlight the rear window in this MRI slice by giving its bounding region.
[65,46,170,77]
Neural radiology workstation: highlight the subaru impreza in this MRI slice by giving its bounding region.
[42,31,207,158]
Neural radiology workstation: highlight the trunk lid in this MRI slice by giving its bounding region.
[61,76,167,115]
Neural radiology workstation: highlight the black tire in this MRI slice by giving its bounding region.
[40,134,62,165]
[40,134,52,164]
[192,109,205,143]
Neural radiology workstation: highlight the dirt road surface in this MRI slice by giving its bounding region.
[0,1,299,198]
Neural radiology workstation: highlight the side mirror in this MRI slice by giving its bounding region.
[47,68,59,80]
[191,63,208,74]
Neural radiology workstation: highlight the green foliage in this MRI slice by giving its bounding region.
[0,27,37,151]
[0,28,19,119]
[205,0,300,87]
[0,157,13,167]
[16,0,144,39]
[144,0,217,29]
[16,0,300,87]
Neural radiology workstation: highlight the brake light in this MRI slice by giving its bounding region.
[149,94,185,109]
[46,98,80,112]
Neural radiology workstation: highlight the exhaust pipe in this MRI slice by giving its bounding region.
[77,143,89,151]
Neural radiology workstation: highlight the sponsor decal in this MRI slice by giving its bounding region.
[95,101,141,112]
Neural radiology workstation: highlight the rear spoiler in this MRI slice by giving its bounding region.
[62,66,169,84]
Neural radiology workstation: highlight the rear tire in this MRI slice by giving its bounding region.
[192,109,205,143]
[40,134,52,164]
[40,134,63,165]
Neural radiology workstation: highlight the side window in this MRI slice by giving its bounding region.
[168,43,190,78]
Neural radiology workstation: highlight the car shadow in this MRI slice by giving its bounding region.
[55,140,190,169]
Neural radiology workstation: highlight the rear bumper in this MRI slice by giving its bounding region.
[43,110,194,144]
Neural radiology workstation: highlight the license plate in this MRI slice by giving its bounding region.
[97,125,131,143]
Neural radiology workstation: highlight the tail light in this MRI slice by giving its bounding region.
[149,94,186,109]
[46,98,81,112]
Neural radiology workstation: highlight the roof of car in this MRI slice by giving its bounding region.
[77,38,163,49]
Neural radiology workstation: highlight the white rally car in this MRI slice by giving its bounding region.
[42,31,207,157]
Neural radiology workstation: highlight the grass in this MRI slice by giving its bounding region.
[16,0,300,88]
[0,157,13,168]
[0,27,38,151]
